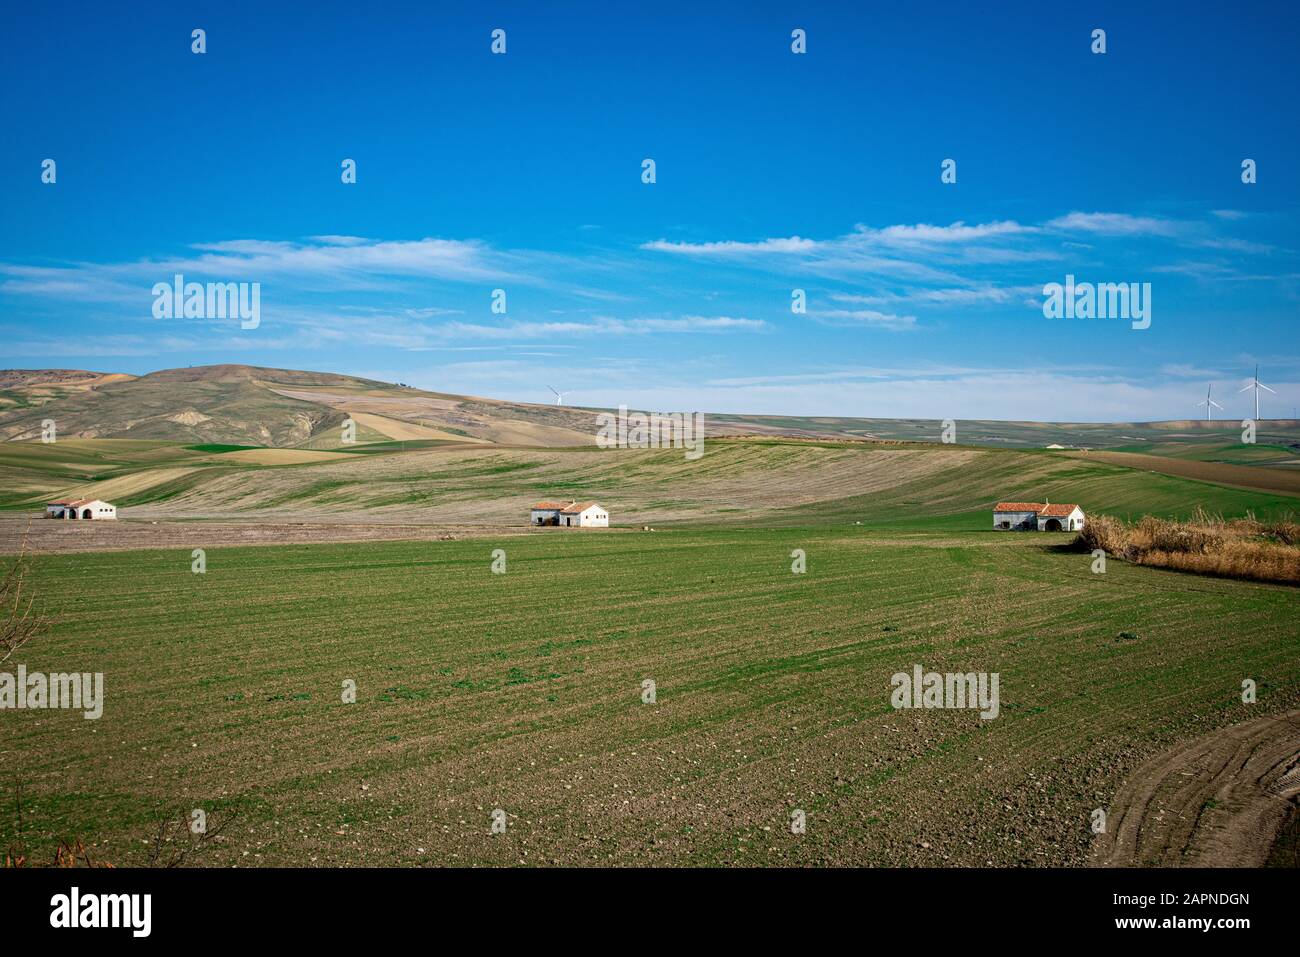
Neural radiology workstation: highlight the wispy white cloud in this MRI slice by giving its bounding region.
[182,236,516,283]
[1044,211,1186,237]
[442,315,767,340]
[639,237,819,257]
[867,220,1036,245]
[832,285,1040,307]
[1159,362,1228,379]
[812,308,917,330]
[0,236,522,307]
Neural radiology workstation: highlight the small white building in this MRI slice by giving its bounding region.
[560,502,608,527]
[47,498,117,520]
[530,500,608,527]
[993,501,1084,532]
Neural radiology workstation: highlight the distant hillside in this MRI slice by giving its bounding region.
[0,365,356,446]
[0,368,136,413]
[0,364,602,448]
[2,364,1298,457]
[707,412,1300,456]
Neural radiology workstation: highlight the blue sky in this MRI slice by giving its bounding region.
[2,1,1297,421]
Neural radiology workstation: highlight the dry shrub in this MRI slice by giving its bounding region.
[1,524,51,665]
[1076,514,1129,556]
[1074,511,1300,585]
[1261,519,1299,547]
[5,838,115,869]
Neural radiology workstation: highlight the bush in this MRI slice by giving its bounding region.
[1074,511,1299,585]
[1,526,51,665]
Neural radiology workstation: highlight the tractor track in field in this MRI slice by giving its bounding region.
[1092,710,1300,867]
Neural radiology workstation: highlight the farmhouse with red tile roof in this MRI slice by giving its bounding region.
[992,501,1084,532]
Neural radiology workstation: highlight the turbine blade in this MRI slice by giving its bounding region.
[1238,383,1253,392]
[1259,382,1276,393]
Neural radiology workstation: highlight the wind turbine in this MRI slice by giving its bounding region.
[1237,364,1275,420]
[1194,383,1223,421]
[548,386,572,406]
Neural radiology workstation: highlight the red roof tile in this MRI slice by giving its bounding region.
[992,502,1081,516]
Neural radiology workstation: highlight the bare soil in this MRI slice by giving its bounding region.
[1092,710,1300,867]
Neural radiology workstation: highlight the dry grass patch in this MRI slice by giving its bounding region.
[1077,509,1300,585]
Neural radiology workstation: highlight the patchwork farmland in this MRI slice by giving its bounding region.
[2,368,1298,868]
[2,445,1298,866]
[4,436,1299,529]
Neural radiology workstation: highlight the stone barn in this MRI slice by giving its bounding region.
[992,501,1084,532]
[47,499,117,520]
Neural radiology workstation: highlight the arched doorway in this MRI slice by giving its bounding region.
[82,508,93,519]
[1044,518,1062,531]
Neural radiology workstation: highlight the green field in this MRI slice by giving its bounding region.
[1109,440,1300,468]
[4,524,1297,867]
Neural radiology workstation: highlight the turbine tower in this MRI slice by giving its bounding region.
[1195,383,1223,421]
[548,386,572,406]
[1237,365,1275,420]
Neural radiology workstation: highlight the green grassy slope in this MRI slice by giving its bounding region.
[1110,440,1300,468]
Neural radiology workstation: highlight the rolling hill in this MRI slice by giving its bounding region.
[0,368,137,413]
[2,364,1298,528]
[3,364,1298,456]
[0,364,601,448]
[3,436,1297,530]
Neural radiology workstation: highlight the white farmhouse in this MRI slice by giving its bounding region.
[560,502,608,527]
[529,500,608,527]
[992,501,1084,532]
[46,499,117,520]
